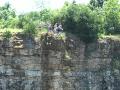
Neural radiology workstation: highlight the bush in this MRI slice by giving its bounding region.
[103,0,120,34]
[75,6,99,43]
[58,4,101,43]
[2,30,12,39]
[23,23,36,37]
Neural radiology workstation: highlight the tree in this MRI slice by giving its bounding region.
[76,6,99,43]
[0,3,16,28]
[103,0,120,34]
[55,3,102,43]
[40,9,53,22]
[89,0,107,9]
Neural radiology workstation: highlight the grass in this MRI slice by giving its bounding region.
[1,28,120,42]
[55,32,66,40]
[37,28,48,35]
[0,28,23,33]
[37,28,66,40]
[100,34,120,41]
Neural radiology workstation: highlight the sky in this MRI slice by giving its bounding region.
[0,0,90,14]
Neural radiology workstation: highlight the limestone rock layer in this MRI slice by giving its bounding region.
[0,34,120,90]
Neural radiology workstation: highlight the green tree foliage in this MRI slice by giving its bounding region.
[40,9,53,22]
[0,3,16,28]
[16,14,36,36]
[23,23,36,37]
[103,0,120,34]
[17,15,28,29]
[54,3,103,43]
[2,30,12,39]
[89,0,108,9]
[17,9,53,29]
[0,0,120,41]
[76,6,100,43]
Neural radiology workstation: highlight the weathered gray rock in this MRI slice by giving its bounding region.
[0,34,120,90]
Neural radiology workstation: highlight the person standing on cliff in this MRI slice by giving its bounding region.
[48,23,53,33]
[58,23,63,32]
[54,23,63,34]
[56,23,63,35]
[53,23,58,33]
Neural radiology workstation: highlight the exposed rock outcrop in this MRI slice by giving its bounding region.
[0,33,119,90]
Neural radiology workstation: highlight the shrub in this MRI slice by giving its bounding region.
[2,30,12,39]
[60,4,101,43]
[23,23,36,37]
[103,0,120,34]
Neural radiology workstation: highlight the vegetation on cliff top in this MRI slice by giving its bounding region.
[0,0,120,43]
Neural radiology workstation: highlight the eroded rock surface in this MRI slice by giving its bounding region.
[0,33,120,90]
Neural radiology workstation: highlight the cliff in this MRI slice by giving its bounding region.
[0,33,120,90]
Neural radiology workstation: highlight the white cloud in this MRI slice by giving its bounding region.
[0,0,90,14]
[76,0,90,4]
[11,0,38,13]
[48,0,65,9]
[0,0,7,6]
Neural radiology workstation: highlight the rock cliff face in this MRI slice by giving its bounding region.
[0,33,120,90]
